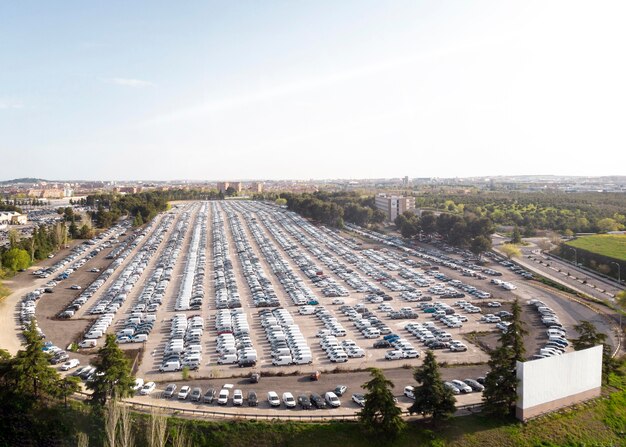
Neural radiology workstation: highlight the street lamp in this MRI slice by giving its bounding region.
[610,261,621,284]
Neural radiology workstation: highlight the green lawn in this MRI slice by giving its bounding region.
[565,234,626,261]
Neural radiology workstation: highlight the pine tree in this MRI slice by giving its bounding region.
[88,334,135,406]
[482,298,526,417]
[10,320,59,398]
[409,350,456,422]
[358,367,405,439]
[133,213,144,227]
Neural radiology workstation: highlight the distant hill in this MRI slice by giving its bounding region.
[0,178,47,185]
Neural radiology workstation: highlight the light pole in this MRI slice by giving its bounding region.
[610,261,621,284]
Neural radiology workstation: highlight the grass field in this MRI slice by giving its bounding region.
[565,234,626,261]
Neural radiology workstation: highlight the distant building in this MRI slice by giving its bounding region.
[251,182,264,193]
[402,176,410,187]
[375,194,415,222]
[217,182,229,193]
[217,181,242,193]
[0,211,27,225]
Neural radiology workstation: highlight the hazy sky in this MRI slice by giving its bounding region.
[1,1,625,181]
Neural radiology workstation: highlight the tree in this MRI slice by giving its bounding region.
[358,367,405,439]
[511,226,522,244]
[10,320,59,398]
[69,220,79,239]
[572,320,617,384]
[2,247,30,271]
[275,198,287,206]
[500,243,521,259]
[133,213,144,227]
[225,186,237,197]
[597,217,622,233]
[409,350,456,422]
[88,334,135,406]
[54,375,81,408]
[78,224,92,239]
[470,235,492,258]
[482,299,526,417]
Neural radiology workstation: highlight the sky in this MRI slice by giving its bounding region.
[1,1,626,181]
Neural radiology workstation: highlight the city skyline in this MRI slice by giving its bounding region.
[2,1,626,180]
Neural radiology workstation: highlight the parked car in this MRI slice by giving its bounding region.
[233,389,244,406]
[177,386,191,400]
[140,382,156,395]
[247,391,258,407]
[163,383,177,398]
[268,391,280,407]
[190,387,203,402]
[282,392,296,408]
[310,393,327,409]
[298,394,312,409]
[217,388,229,405]
[203,388,216,403]
[351,393,366,407]
[334,385,348,396]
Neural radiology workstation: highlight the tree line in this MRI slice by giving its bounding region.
[1,223,67,275]
[415,191,626,234]
[395,210,494,255]
[269,191,387,228]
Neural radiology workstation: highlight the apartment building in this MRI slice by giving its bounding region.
[375,194,415,222]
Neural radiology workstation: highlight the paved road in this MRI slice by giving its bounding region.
[493,234,624,301]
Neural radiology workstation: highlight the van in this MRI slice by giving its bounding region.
[294,355,312,365]
[159,361,181,372]
[272,355,293,366]
[85,330,103,339]
[132,334,148,343]
[217,354,238,364]
[299,306,315,315]
[272,348,291,357]
[238,353,258,362]
[324,391,341,407]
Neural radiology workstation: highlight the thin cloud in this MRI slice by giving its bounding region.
[0,99,24,109]
[102,77,156,88]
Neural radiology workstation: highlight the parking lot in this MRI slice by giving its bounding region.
[3,199,615,415]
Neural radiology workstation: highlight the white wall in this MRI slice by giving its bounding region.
[517,345,602,410]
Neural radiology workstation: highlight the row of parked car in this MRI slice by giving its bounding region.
[404,322,468,352]
[215,308,257,366]
[176,204,207,311]
[212,205,244,309]
[234,204,319,306]
[87,216,170,317]
[528,299,569,359]
[159,313,205,372]
[116,211,187,346]
[223,206,278,308]
[259,307,313,366]
[156,382,352,409]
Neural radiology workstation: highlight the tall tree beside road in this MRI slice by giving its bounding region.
[358,367,405,439]
[408,350,456,422]
[10,320,59,399]
[572,320,618,384]
[88,335,135,406]
[511,226,522,244]
[1,247,30,272]
[482,299,526,417]
[500,243,521,259]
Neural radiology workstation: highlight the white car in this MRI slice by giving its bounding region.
[232,389,244,406]
[282,392,296,408]
[268,391,280,407]
[217,389,229,405]
[487,302,502,308]
[403,349,420,358]
[140,382,156,395]
[385,350,406,360]
[78,339,97,348]
[178,386,191,400]
[451,380,473,393]
[132,378,145,392]
[60,359,80,371]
